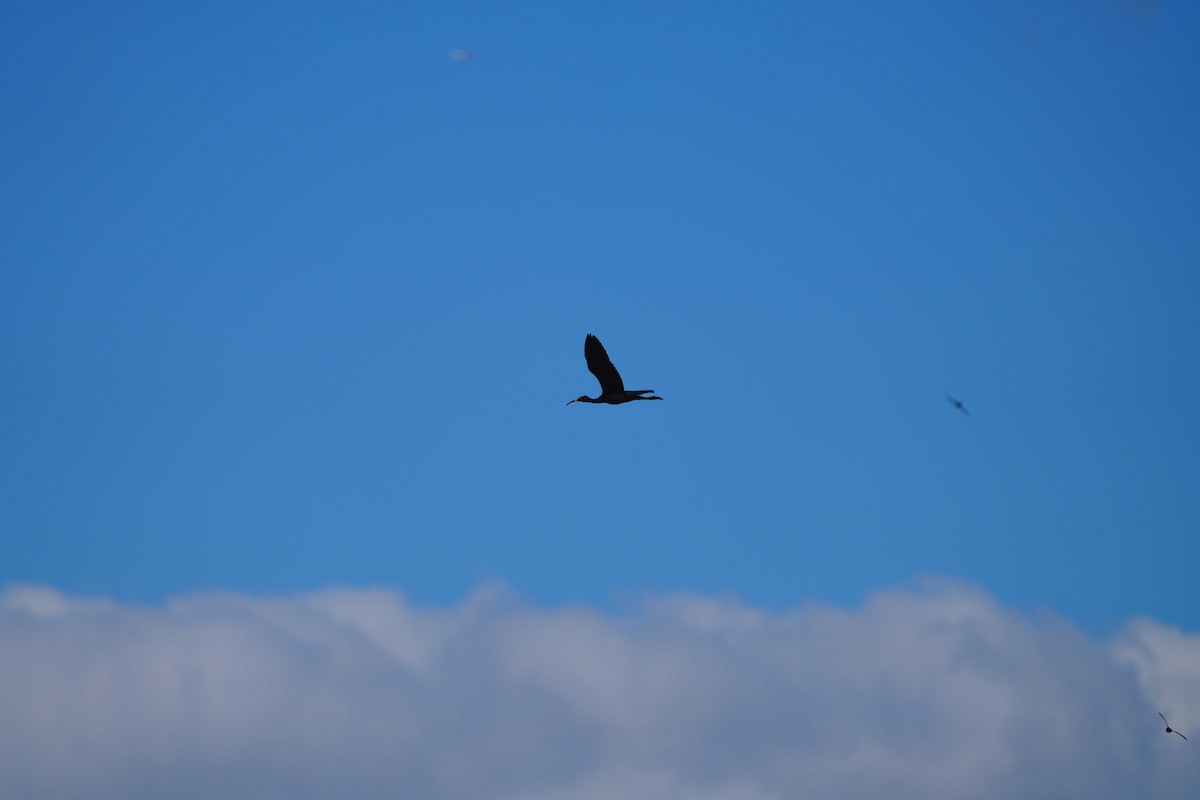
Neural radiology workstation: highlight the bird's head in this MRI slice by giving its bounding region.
[566,396,590,406]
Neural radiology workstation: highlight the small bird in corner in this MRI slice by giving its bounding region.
[568,334,662,406]
[1159,713,1188,740]
[946,394,969,415]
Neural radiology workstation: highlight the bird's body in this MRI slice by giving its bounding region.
[946,394,969,415]
[568,334,661,405]
[1160,713,1188,740]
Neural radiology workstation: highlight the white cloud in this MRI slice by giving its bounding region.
[1,578,1197,800]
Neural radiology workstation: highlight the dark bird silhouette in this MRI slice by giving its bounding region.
[568,334,662,405]
[946,394,969,415]
[1160,713,1188,740]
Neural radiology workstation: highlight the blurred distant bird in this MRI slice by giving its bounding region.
[946,395,969,415]
[449,48,474,62]
[1159,713,1188,740]
[568,334,662,406]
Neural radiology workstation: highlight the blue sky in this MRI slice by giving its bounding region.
[3,3,1200,797]
[2,0,1198,638]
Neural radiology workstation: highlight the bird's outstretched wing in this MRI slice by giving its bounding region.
[1175,730,1188,740]
[1160,712,1169,724]
[584,334,625,395]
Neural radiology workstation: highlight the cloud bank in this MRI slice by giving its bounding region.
[1,578,1197,800]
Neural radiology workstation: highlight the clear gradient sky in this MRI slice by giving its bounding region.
[1,3,1199,795]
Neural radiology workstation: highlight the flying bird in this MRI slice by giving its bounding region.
[568,334,662,405]
[1159,713,1188,740]
[946,394,969,415]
